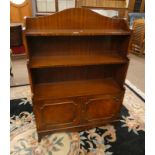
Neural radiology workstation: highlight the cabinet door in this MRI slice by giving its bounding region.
[33,97,81,130]
[83,93,124,123]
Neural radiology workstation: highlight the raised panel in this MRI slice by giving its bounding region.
[34,98,80,129]
[84,93,123,122]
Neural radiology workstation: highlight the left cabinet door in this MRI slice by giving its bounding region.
[33,97,81,131]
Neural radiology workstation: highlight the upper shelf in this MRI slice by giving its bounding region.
[29,54,128,68]
[25,8,131,36]
[25,29,130,36]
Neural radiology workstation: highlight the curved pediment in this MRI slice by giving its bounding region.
[26,8,130,35]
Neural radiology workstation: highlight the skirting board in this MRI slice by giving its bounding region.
[125,79,145,101]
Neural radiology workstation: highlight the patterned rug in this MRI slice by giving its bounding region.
[10,86,145,155]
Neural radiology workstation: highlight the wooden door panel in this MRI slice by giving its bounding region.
[84,93,124,122]
[10,0,32,23]
[33,98,80,130]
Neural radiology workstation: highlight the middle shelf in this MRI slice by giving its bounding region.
[29,54,128,68]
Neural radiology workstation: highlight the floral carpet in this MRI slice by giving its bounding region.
[10,86,145,155]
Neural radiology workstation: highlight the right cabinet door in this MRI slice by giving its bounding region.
[84,93,124,123]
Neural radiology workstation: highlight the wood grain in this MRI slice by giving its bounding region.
[33,78,122,100]
[30,54,128,68]
[25,8,131,141]
[25,8,130,31]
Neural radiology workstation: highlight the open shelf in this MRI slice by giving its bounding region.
[33,78,122,99]
[25,8,131,139]
[26,29,130,36]
[30,54,128,68]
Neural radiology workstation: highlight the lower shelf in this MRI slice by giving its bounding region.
[33,78,122,99]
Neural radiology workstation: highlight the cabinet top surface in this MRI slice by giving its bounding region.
[25,8,130,35]
[33,78,123,100]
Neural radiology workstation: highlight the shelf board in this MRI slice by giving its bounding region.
[26,29,130,36]
[29,54,128,68]
[33,78,122,99]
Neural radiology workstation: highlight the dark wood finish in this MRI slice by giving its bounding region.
[26,29,130,36]
[33,78,123,100]
[30,55,128,68]
[25,8,129,31]
[31,64,127,85]
[33,92,124,135]
[25,8,131,142]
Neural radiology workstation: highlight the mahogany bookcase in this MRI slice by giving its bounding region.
[25,8,131,141]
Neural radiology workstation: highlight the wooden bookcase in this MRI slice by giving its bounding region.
[25,8,131,141]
